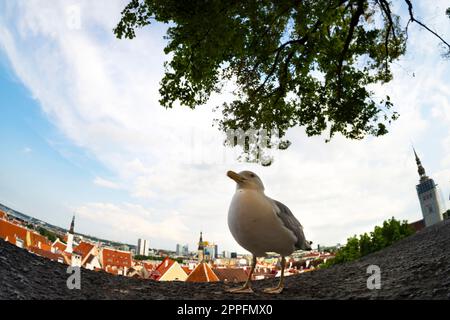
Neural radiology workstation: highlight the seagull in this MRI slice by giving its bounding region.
[226,170,312,294]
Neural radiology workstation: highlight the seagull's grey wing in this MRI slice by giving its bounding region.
[272,199,308,251]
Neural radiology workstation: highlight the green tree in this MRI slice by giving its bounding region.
[134,255,184,263]
[370,225,386,251]
[359,232,372,256]
[320,217,414,268]
[381,218,400,245]
[115,0,450,163]
[332,235,360,264]
[38,227,57,243]
[381,217,414,246]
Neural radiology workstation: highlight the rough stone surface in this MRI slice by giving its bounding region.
[1,219,450,300]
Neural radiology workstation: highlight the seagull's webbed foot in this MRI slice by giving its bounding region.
[226,285,254,294]
[226,255,257,294]
[263,286,284,294]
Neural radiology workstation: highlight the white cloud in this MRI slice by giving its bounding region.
[93,177,121,190]
[1,0,449,251]
[76,202,190,245]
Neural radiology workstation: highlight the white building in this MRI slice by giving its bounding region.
[414,149,445,227]
[71,251,82,267]
[137,238,150,256]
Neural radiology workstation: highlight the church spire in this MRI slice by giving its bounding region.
[198,231,204,250]
[413,147,427,179]
[197,231,204,263]
[69,214,75,234]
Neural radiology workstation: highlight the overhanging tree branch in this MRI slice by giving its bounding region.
[404,0,450,50]
[336,0,365,97]
[115,0,450,164]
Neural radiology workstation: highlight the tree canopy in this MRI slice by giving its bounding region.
[114,1,450,163]
[321,217,414,268]
[37,227,58,243]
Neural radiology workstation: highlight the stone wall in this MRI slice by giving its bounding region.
[1,219,450,300]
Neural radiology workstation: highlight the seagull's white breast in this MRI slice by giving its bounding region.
[228,189,297,256]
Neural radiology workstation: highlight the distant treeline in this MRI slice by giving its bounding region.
[320,217,414,268]
[134,255,184,264]
[37,227,59,243]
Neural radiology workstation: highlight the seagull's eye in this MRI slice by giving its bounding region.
[250,173,255,178]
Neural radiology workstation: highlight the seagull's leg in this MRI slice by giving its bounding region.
[226,255,256,293]
[263,255,286,294]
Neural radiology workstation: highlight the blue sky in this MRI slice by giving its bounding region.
[0,0,449,252]
[0,55,130,240]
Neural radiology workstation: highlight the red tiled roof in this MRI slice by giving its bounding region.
[186,263,219,282]
[212,268,248,283]
[29,246,64,262]
[0,210,6,219]
[0,219,51,248]
[33,233,49,247]
[101,248,132,269]
[153,257,175,280]
[181,266,192,275]
[52,239,67,252]
[0,219,27,245]
[105,266,120,275]
[143,262,156,272]
[302,252,321,259]
[251,270,276,280]
[39,242,52,252]
[73,242,95,259]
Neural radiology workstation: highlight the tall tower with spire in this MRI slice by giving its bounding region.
[414,148,444,227]
[197,231,204,263]
[65,215,75,253]
[69,215,75,234]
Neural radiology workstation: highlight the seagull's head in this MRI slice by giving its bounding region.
[227,170,265,192]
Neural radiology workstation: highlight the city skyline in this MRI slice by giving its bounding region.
[1,0,450,253]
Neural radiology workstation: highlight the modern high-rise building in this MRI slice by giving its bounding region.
[182,244,189,256]
[204,245,216,260]
[414,149,445,227]
[176,244,189,256]
[204,244,218,259]
[137,238,150,256]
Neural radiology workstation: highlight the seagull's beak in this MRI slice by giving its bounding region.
[227,171,244,183]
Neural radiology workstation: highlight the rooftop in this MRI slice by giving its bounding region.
[101,247,132,268]
[186,262,219,283]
